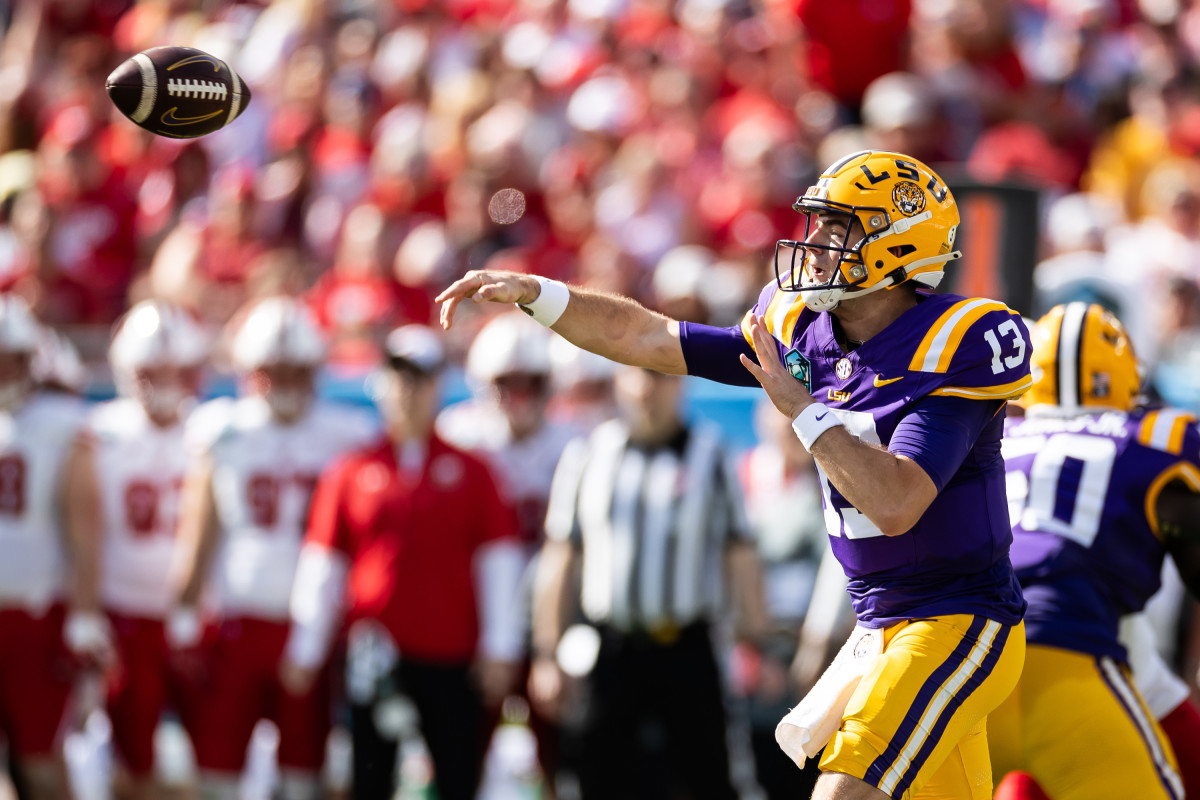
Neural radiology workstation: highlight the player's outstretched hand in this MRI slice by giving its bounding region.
[435,270,542,330]
[739,314,815,419]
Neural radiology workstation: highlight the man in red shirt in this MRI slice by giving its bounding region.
[280,324,524,800]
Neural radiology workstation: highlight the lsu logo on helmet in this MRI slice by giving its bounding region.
[892,181,926,217]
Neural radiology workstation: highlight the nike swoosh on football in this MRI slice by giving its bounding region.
[159,107,224,127]
[873,375,904,387]
[167,54,225,72]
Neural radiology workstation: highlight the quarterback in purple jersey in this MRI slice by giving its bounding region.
[990,303,1200,800]
[438,150,1028,800]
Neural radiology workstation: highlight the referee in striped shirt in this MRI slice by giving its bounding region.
[529,365,768,800]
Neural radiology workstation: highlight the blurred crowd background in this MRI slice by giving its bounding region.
[4,0,1200,796]
[8,0,1200,376]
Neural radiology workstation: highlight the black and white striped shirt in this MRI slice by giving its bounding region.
[545,419,750,631]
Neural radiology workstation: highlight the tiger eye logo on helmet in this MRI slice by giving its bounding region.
[892,181,926,217]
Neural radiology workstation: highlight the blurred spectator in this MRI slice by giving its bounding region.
[860,72,950,167]
[911,0,1029,152]
[775,0,914,112]
[135,141,210,251]
[530,365,768,800]
[1105,157,1200,361]
[147,164,268,326]
[437,311,577,794]
[1084,73,1191,219]
[281,325,524,800]
[29,104,137,324]
[0,295,93,800]
[965,82,1094,189]
[546,335,618,432]
[65,301,207,799]
[308,203,432,367]
[1032,191,1126,312]
[173,297,376,800]
[650,244,717,324]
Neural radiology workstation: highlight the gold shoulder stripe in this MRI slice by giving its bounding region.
[909,298,1010,374]
[1144,462,1200,538]
[929,375,1033,400]
[1167,415,1193,455]
[1138,410,1197,455]
[909,299,971,371]
[764,288,801,343]
[780,294,807,344]
[743,288,803,349]
[1137,411,1160,447]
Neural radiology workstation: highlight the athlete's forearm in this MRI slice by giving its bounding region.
[531,540,578,659]
[173,459,219,607]
[810,427,937,537]
[726,541,770,642]
[550,286,687,375]
[61,437,102,612]
[438,270,688,374]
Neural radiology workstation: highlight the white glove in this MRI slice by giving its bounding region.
[64,610,115,666]
[166,606,203,649]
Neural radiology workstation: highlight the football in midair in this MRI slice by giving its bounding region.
[105,46,251,139]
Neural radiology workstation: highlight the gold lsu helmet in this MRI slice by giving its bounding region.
[1023,302,1142,415]
[776,150,962,312]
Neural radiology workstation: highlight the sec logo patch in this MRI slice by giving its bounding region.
[835,358,853,381]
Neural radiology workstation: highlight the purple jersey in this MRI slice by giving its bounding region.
[729,285,1032,626]
[1003,408,1200,661]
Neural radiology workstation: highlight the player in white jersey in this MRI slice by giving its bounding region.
[173,297,376,800]
[0,295,96,800]
[437,311,576,791]
[60,301,208,798]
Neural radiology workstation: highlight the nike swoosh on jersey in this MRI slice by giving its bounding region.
[160,107,224,127]
[873,375,905,387]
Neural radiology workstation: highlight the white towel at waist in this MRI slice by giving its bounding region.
[775,624,884,769]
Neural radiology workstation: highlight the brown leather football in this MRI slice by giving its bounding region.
[106,46,251,139]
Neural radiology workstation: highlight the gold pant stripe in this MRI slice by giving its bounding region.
[876,619,1002,796]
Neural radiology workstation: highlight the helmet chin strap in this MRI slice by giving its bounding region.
[799,244,961,312]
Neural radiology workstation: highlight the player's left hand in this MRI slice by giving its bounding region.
[474,657,520,708]
[63,609,117,672]
[739,314,815,419]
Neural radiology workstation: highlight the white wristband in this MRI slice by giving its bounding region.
[167,606,202,649]
[518,277,570,327]
[64,611,111,655]
[792,402,844,450]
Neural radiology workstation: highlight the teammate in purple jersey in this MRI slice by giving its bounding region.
[438,150,1028,800]
[990,302,1200,800]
